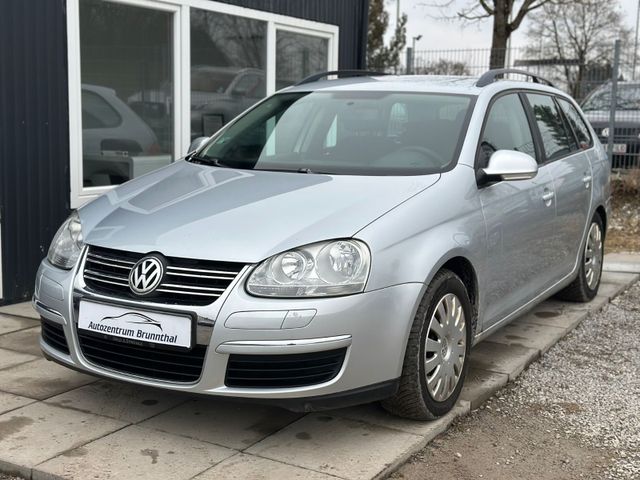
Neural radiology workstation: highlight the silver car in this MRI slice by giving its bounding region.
[35,70,610,420]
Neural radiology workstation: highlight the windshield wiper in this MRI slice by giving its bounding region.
[188,154,232,168]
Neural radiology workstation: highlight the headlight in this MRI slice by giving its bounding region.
[47,211,84,269]
[246,239,371,297]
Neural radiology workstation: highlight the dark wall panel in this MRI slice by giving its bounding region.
[215,0,369,69]
[0,0,71,304]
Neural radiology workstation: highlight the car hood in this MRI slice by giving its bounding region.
[80,161,440,263]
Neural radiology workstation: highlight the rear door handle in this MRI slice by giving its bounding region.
[582,174,592,188]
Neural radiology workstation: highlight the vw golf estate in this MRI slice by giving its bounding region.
[35,69,610,419]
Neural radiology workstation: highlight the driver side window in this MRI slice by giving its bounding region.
[479,94,537,168]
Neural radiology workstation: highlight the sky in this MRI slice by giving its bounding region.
[384,0,639,51]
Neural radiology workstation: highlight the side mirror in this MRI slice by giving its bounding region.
[188,136,209,154]
[481,150,538,182]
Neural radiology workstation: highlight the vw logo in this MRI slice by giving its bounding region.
[129,256,164,295]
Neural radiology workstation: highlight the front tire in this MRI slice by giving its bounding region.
[556,214,604,303]
[381,269,472,420]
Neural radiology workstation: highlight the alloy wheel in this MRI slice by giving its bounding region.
[424,293,467,402]
[584,222,603,290]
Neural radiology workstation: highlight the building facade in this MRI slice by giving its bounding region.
[0,0,369,305]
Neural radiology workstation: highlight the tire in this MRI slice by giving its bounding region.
[381,269,472,420]
[556,214,605,303]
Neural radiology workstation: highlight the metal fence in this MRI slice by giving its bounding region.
[400,41,639,170]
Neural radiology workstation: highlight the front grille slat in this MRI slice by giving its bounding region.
[78,331,207,383]
[83,246,245,306]
[225,348,347,388]
[41,319,70,355]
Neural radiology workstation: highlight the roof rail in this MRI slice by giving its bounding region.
[295,70,387,86]
[476,68,555,88]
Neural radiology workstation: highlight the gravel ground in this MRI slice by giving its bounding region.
[392,280,640,480]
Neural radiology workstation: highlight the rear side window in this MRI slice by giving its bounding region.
[478,93,537,168]
[557,98,593,150]
[526,94,576,161]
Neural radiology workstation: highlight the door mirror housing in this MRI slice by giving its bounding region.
[188,136,209,154]
[481,150,538,182]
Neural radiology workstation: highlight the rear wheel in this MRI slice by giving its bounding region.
[556,214,604,302]
[381,269,472,420]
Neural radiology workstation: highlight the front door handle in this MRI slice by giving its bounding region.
[542,190,555,205]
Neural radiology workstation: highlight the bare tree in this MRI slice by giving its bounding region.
[427,0,561,69]
[526,0,630,98]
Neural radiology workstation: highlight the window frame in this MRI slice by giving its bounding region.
[67,0,339,208]
[555,96,594,151]
[521,92,595,165]
[474,89,543,176]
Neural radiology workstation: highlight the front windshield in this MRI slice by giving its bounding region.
[582,84,640,111]
[195,91,474,175]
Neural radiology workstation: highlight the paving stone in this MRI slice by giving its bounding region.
[598,282,628,300]
[0,348,39,371]
[600,271,639,286]
[0,315,39,335]
[0,392,36,415]
[0,327,42,357]
[0,358,95,400]
[460,368,509,410]
[247,414,423,480]
[332,399,470,437]
[45,380,189,424]
[140,398,302,450]
[193,453,336,480]
[0,302,39,320]
[0,402,125,471]
[470,341,538,380]
[485,321,566,354]
[518,308,588,332]
[603,253,640,273]
[34,425,235,480]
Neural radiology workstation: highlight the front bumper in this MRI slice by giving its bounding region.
[34,254,422,409]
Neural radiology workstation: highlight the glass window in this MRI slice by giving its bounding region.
[79,0,173,187]
[557,98,592,150]
[196,92,473,176]
[527,94,575,161]
[479,94,536,168]
[276,31,329,89]
[82,90,121,129]
[190,9,266,139]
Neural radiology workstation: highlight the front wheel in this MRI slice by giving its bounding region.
[381,269,472,420]
[556,214,604,302]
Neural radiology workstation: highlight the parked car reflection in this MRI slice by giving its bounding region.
[582,82,640,168]
[127,66,265,141]
[82,84,170,187]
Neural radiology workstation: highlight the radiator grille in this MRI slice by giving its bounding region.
[78,331,207,383]
[83,245,245,306]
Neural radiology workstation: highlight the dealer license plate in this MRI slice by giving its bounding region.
[78,301,192,349]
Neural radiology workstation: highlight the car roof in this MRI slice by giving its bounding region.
[282,74,566,98]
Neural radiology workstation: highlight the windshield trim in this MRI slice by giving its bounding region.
[189,90,478,177]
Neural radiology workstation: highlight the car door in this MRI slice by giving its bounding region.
[525,94,592,281]
[477,92,558,329]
